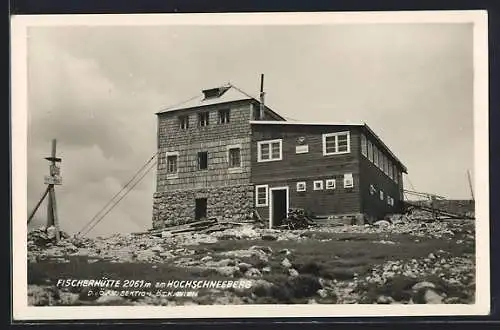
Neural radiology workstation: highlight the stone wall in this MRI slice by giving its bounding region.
[152,184,254,229]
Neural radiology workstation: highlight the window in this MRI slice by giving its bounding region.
[380,190,384,200]
[361,134,368,157]
[179,115,189,130]
[387,195,391,205]
[198,112,209,127]
[384,155,389,175]
[218,109,230,124]
[373,145,379,167]
[369,184,376,195]
[296,182,306,192]
[313,180,324,190]
[257,139,282,162]
[252,104,262,120]
[255,185,268,207]
[166,154,178,173]
[322,131,350,155]
[367,140,373,162]
[344,173,354,188]
[197,151,208,170]
[326,179,336,190]
[379,150,384,170]
[228,148,241,168]
[389,161,394,179]
[166,152,179,178]
[381,154,387,174]
[394,168,399,184]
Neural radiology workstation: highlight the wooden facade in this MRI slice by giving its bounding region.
[152,84,407,229]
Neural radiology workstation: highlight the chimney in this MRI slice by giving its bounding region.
[259,74,265,120]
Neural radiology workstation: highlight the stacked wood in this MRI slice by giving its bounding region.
[280,208,316,230]
[137,217,258,237]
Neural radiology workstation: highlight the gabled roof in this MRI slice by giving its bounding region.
[156,84,253,114]
[250,120,407,173]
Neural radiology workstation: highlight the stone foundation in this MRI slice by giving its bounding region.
[152,184,254,229]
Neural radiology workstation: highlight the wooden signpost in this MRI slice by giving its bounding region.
[28,139,62,242]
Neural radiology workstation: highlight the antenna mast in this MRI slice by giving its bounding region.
[259,73,265,120]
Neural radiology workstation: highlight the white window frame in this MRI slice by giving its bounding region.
[367,140,373,162]
[179,115,189,130]
[198,112,209,127]
[380,190,384,201]
[326,179,336,190]
[361,134,367,157]
[296,181,306,192]
[322,131,351,156]
[166,151,179,179]
[313,180,324,190]
[257,139,283,162]
[369,184,376,195]
[387,195,392,205]
[343,173,354,188]
[226,144,242,172]
[255,184,269,207]
[218,109,230,124]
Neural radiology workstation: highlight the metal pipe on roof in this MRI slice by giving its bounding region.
[259,74,265,120]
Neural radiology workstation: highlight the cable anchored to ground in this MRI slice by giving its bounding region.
[76,152,158,237]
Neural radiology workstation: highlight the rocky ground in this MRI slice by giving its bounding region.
[27,215,475,306]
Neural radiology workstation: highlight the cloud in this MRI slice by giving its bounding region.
[25,23,475,237]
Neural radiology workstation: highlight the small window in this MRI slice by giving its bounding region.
[326,179,336,190]
[198,112,209,127]
[389,161,394,179]
[166,154,178,173]
[253,104,262,120]
[380,190,384,200]
[367,140,373,162]
[380,153,385,172]
[323,131,350,155]
[344,173,354,188]
[257,139,282,162]
[361,134,368,157]
[197,151,208,170]
[219,109,230,124]
[387,195,392,205]
[179,115,189,130]
[255,185,268,207]
[369,184,376,195]
[313,180,324,190]
[296,182,306,192]
[373,145,379,167]
[395,168,399,183]
[228,148,241,168]
[378,150,384,170]
[383,154,389,174]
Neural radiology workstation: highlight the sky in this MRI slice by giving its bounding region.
[25,21,475,237]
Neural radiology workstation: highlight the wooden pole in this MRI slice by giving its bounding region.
[44,138,62,242]
[27,186,50,224]
[50,187,61,241]
[467,169,475,201]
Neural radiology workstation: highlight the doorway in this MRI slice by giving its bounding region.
[269,187,289,228]
[195,198,207,220]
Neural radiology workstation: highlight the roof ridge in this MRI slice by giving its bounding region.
[228,83,259,101]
